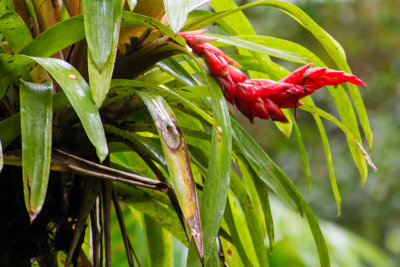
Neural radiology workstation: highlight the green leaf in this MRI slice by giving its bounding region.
[252,171,274,251]
[83,0,114,70]
[187,76,232,266]
[223,200,253,266]
[206,33,308,64]
[210,0,255,34]
[137,91,203,258]
[20,80,52,222]
[115,183,189,246]
[235,152,275,250]
[163,0,189,33]
[328,85,368,184]
[28,56,108,162]
[0,12,32,54]
[121,11,186,46]
[300,199,330,267]
[0,0,14,15]
[157,58,198,86]
[290,112,312,192]
[235,35,322,65]
[20,15,85,57]
[300,103,377,177]
[143,215,173,267]
[230,172,269,267]
[231,118,301,213]
[302,97,341,215]
[227,193,260,266]
[87,0,123,107]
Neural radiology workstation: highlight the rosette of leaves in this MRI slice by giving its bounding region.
[0,0,375,266]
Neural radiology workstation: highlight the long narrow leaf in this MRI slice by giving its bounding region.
[227,193,260,266]
[27,57,108,162]
[300,199,330,267]
[20,80,52,221]
[87,0,123,107]
[121,11,186,46]
[232,119,301,212]
[302,97,341,215]
[83,0,114,70]
[206,33,308,64]
[300,103,376,174]
[210,0,254,34]
[252,171,275,251]
[235,153,267,233]
[19,15,84,57]
[137,91,203,259]
[222,201,253,266]
[230,172,269,266]
[290,112,312,192]
[234,35,322,65]
[235,153,275,250]
[157,58,198,86]
[187,75,232,266]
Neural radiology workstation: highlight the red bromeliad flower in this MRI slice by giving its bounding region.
[179,31,366,123]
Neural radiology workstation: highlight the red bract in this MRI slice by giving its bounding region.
[178,31,366,123]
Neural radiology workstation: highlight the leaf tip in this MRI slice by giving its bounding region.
[29,208,40,223]
[97,144,109,163]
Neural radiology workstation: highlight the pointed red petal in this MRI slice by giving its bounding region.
[280,63,312,83]
[263,98,288,122]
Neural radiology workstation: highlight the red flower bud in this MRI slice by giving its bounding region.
[178,31,366,123]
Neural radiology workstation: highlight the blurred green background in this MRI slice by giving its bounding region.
[233,0,400,265]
